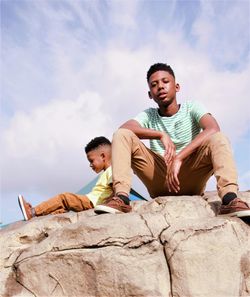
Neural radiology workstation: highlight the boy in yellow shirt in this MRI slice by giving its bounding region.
[18,136,115,220]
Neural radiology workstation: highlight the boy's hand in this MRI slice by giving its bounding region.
[160,132,176,165]
[166,157,182,193]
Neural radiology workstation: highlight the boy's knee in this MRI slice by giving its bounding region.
[61,192,70,197]
[207,132,229,146]
[202,132,231,152]
[113,128,135,140]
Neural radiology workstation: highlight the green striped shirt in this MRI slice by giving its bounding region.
[134,101,207,155]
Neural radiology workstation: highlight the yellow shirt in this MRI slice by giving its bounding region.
[86,166,113,206]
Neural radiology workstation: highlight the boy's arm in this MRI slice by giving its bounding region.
[167,113,220,193]
[120,119,176,164]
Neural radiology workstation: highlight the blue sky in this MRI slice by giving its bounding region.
[1,0,250,224]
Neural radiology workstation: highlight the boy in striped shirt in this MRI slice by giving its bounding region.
[94,63,250,217]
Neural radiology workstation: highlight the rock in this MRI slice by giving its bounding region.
[1,192,250,297]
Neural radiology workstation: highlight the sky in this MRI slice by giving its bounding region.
[1,0,250,225]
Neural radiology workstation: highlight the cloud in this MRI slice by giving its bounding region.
[109,0,139,30]
[192,0,250,70]
[2,92,112,194]
[2,0,107,113]
[239,170,250,190]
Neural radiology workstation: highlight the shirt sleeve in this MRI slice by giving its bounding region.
[190,101,208,123]
[85,167,113,206]
[106,166,113,185]
[133,109,151,128]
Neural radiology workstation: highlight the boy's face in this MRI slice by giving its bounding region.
[86,149,106,173]
[148,70,180,108]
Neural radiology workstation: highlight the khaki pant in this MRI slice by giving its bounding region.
[112,129,238,199]
[34,193,93,216]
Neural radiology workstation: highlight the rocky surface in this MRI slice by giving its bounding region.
[1,192,250,297]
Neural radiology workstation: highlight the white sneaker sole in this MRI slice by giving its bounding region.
[18,195,28,221]
[220,210,250,218]
[94,205,121,214]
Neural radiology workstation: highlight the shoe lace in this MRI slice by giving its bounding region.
[111,197,124,205]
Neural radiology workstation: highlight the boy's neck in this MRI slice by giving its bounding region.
[158,102,180,117]
[103,161,111,171]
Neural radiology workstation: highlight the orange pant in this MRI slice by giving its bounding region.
[34,192,93,216]
[112,129,238,199]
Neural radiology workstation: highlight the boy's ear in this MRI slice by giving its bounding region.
[148,91,152,99]
[176,83,180,92]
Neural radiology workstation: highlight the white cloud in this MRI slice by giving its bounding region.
[2,92,112,194]
[239,170,250,191]
[4,92,110,158]
[192,0,250,69]
[2,0,106,112]
[109,0,140,29]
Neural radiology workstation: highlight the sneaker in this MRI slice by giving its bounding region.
[94,196,132,214]
[18,195,34,220]
[219,198,250,218]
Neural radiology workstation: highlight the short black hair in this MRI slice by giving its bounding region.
[85,136,111,153]
[147,63,175,82]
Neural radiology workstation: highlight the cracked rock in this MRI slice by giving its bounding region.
[1,193,250,297]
